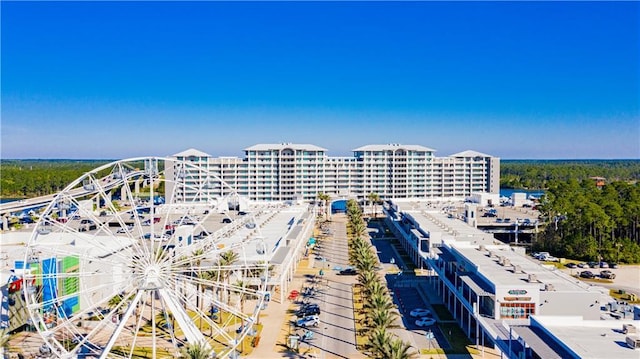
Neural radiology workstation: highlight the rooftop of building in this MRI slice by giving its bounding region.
[525,315,640,359]
[390,199,598,293]
[243,143,328,152]
[449,150,495,158]
[172,148,211,157]
[352,143,436,152]
[1,202,312,282]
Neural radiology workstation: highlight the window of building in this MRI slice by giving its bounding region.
[499,302,535,319]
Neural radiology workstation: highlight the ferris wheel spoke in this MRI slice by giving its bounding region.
[99,290,143,359]
[157,292,183,354]
[157,288,207,346]
[167,282,233,343]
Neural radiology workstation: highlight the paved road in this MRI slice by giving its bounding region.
[311,215,364,359]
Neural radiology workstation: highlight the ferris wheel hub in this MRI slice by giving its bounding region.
[139,264,164,290]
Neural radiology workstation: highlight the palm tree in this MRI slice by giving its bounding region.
[366,307,399,330]
[368,327,394,358]
[317,192,331,221]
[349,219,367,239]
[388,338,417,359]
[181,341,215,359]
[367,192,380,218]
[218,250,239,305]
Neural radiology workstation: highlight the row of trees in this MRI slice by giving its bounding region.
[501,160,640,190]
[345,199,416,359]
[535,179,640,263]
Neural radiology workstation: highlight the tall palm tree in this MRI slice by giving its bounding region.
[218,250,239,305]
[367,192,380,218]
[317,192,331,221]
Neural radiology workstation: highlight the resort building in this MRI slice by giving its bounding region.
[165,143,499,204]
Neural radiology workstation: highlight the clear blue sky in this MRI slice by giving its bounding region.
[2,1,638,159]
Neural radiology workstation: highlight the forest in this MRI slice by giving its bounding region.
[0,160,111,198]
[500,160,640,190]
[535,179,640,263]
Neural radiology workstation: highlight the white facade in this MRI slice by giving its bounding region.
[166,143,500,203]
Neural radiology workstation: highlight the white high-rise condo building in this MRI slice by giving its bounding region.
[165,143,499,203]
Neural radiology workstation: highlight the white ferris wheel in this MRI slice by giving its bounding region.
[23,157,269,358]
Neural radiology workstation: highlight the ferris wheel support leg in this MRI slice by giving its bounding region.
[158,288,210,350]
[99,291,143,359]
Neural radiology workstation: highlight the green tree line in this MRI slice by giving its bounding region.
[501,160,640,190]
[535,179,640,263]
[0,160,111,198]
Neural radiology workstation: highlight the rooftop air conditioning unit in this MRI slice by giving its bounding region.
[513,265,522,273]
[498,256,504,265]
[479,245,486,252]
[502,259,511,267]
[623,324,637,334]
[544,284,555,291]
[528,274,538,283]
[625,335,640,349]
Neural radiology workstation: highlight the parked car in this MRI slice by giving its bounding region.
[296,315,320,327]
[579,271,596,279]
[599,262,609,268]
[609,262,619,269]
[415,317,436,327]
[577,262,589,268]
[600,270,616,279]
[565,263,577,269]
[295,305,320,317]
[535,252,550,260]
[338,268,357,276]
[79,220,97,232]
[410,308,432,317]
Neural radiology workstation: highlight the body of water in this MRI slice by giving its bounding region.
[500,189,545,198]
[0,198,22,204]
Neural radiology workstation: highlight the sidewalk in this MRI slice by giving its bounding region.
[246,257,320,358]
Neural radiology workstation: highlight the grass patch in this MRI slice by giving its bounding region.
[431,304,454,321]
[610,289,640,304]
[110,346,174,358]
[437,322,473,354]
[352,285,369,350]
[136,309,262,356]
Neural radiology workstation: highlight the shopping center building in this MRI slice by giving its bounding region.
[383,199,640,358]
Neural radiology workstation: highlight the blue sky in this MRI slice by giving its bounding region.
[2,1,638,159]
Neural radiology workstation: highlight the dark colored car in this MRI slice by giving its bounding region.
[579,271,595,279]
[565,263,577,269]
[295,305,320,317]
[338,268,357,276]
